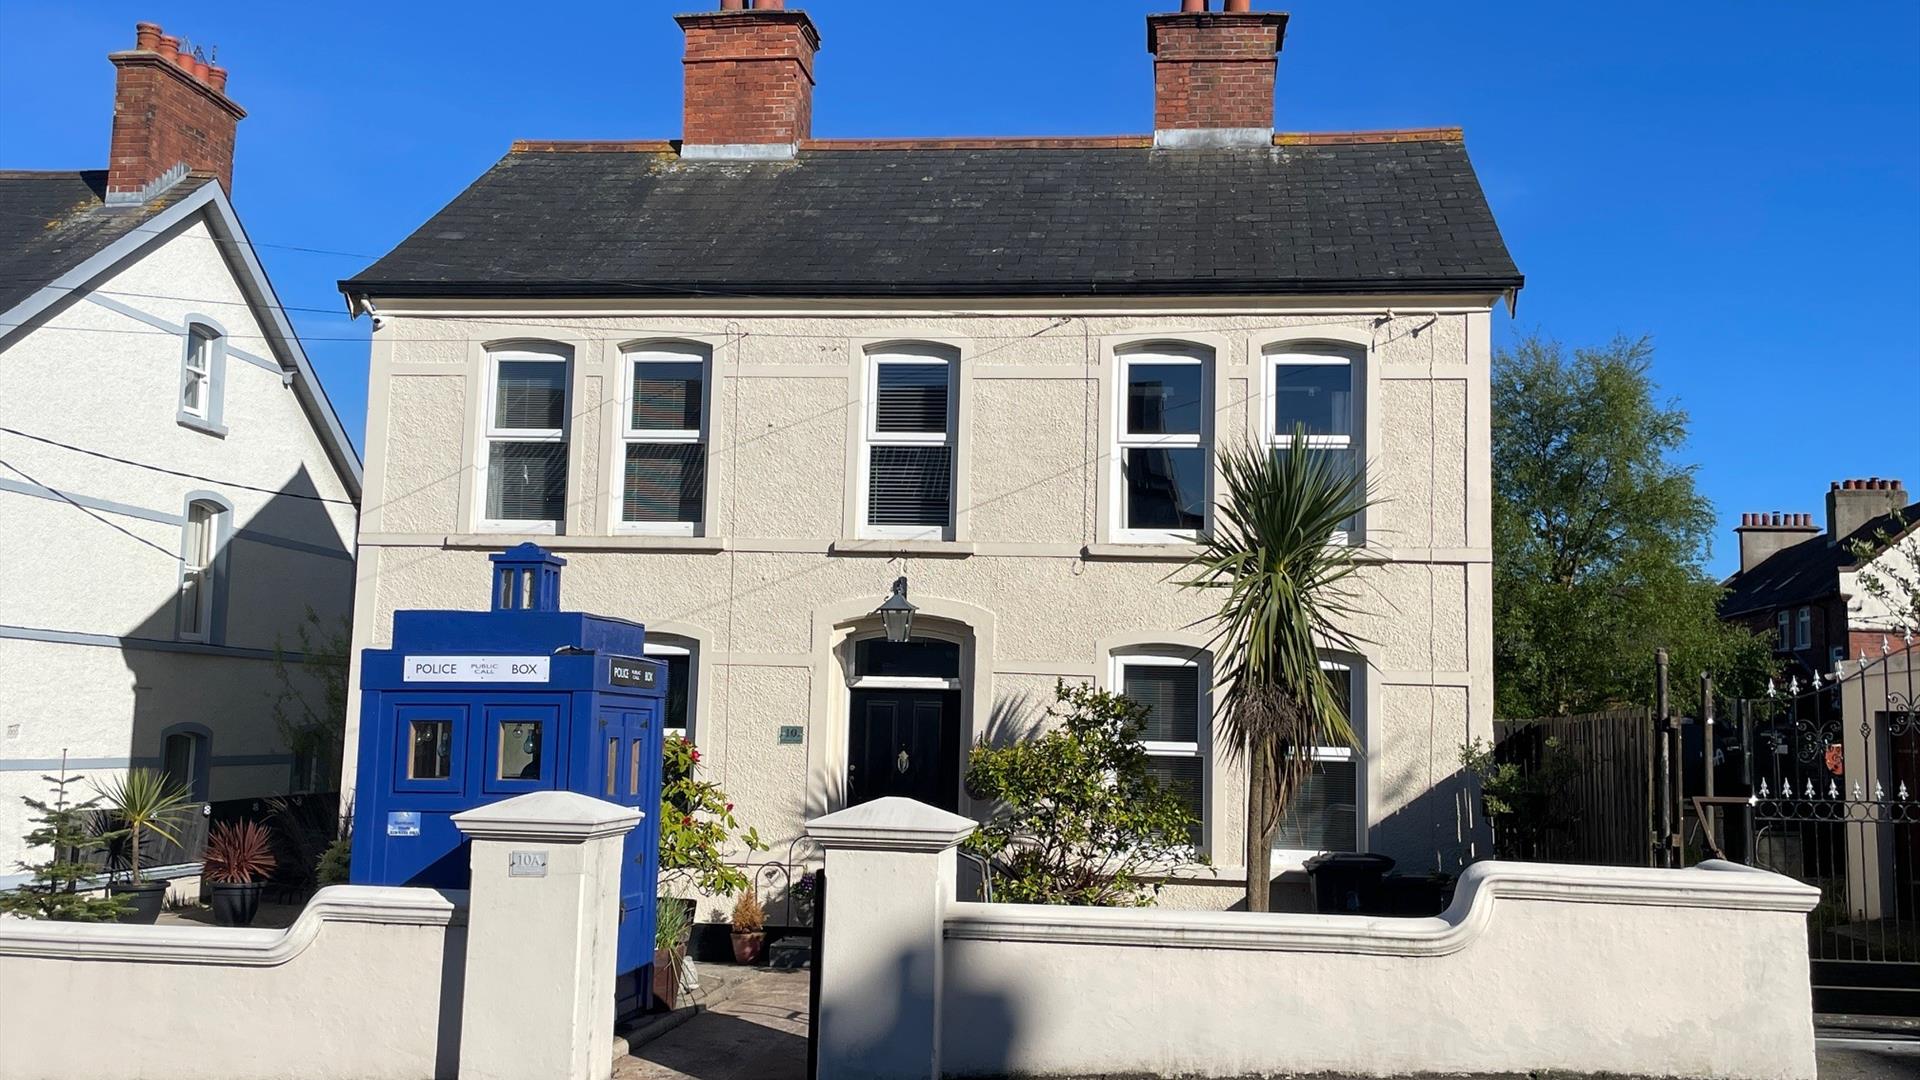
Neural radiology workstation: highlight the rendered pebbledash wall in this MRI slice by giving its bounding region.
[349,300,1499,904]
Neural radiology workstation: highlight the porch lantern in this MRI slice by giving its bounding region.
[876,576,916,643]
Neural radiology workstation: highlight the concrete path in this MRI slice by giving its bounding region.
[614,968,809,1080]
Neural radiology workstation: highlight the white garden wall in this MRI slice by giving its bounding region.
[809,798,1822,1080]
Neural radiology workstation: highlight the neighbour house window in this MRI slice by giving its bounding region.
[1272,659,1362,855]
[1795,607,1812,650]
[1267,344,1362,540]
[1116,346,1210,542]
[161,728,208,801]
[482,346,569,531]
[645,636,698,741]
[621,345,709,535]
[862,346,956,539]
[1115,652,1206,848]
[1775,611,1792,653]
[177,498,226,642]
[178,321,225,431]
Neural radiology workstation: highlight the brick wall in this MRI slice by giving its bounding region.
[1148,12,1286,131]
[676,10,820,147]
[107,28,245,198]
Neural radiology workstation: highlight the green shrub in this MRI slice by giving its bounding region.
[658,735,765,896]
[963,681,1208,907]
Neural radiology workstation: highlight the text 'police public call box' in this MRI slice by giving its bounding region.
[351,544,665,983]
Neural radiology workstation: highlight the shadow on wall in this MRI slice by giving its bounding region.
[105,464,353,823]
[816,946,1024,1080]
[1368,763,1489,875]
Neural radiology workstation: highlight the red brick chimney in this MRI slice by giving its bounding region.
[1735,512,1819,574]
[1827,478,1908,545]
[107,22,245,203]
[675,1,820,160]
[1147,1,1289,148]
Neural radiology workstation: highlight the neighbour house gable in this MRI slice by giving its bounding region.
[1720,500,1919,620]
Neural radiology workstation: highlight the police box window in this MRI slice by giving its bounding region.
[409,719,452,781]
[500,720,543,780]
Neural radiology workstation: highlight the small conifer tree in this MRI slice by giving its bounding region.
[0,759,129,922]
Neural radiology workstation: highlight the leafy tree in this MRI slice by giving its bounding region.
[962,681,1207,906]
[1493,334,1772,717]
[657,735,765,896]
[0,765,129,922]
[1847,509,1920,637]
[269,606,350,791]
[1179,432,1372,912]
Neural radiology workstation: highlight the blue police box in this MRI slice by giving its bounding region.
[351,544,665,1008]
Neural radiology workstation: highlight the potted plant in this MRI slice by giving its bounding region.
[729,888,765,964]
[203,820,277,927]
[92,769,195,924]
[652,897,691,1011]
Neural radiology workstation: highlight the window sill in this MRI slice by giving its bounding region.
[443,534,728,553]
[1082,542,1203,562]
[176,413,228,438]
[831,538,974,558]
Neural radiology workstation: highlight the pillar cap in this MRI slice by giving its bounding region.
[453,791,642,843]
[805,797,977,852]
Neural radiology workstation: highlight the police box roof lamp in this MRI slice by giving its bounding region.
[490,543,566,613]
[877,576,916,643]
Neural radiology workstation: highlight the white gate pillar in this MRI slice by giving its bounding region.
[806,797,978,1080]
[453,791,642,1080]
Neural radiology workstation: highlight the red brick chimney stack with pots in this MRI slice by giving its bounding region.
[1147,0,1289,148]
[107,21,245,203]
[676,0,820,160]
[1735,511,1818,574]
[1826,477,1908,546]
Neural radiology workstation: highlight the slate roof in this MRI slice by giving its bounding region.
[342,135,1521,300]
[1721,502,1920,618]
[0,170,214,317]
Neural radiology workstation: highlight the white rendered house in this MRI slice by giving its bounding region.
[0,23,361,876]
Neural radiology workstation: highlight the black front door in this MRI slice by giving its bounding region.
[848,689,960,812]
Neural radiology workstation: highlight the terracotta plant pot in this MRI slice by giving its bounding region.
[110,881,166,924]
[210,881,265,927]
[730,930,765,965]
[652,946,684,1011]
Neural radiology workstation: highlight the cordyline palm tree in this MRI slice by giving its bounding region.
[92,769,196,885]
[1180,428,1374,912]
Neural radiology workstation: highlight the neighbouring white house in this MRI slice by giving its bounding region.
[339,1,1520,911]
[0,23,362,877]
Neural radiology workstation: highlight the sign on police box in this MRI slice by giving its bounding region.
[402,656,550,683]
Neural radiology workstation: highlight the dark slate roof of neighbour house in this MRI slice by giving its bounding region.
[0,170,215,316]
[342,132,1523,300]
[1720,501,1920,618]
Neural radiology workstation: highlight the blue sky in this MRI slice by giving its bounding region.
[3,1,1915,575]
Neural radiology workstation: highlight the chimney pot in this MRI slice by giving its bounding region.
[207,65,228,92]
[156,33,179,60]
[135,23,161,50]
[754,0,785,8]
[1224,0,1252,10]
[1148,5,1288,147]
[1182,0,1208,11]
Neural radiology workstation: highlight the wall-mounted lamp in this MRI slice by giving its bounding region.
[875,576,916,643]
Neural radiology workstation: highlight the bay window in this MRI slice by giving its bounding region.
[482,345,569,531]
[862,346,955,539]
[1116,346,1210,542]
[621,345,709,534]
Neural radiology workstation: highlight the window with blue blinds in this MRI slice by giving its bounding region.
[863,352,954,536]
[624,443,705,523]
[493,361,567,430]
[622,350,709,533]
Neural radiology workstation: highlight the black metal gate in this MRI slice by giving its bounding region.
[1698,644,1919,1015]
[806,867,825,1080]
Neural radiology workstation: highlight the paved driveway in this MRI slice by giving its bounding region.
[614,969,808,1080]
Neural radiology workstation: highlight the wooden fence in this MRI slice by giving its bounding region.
[1493,708,1658,867]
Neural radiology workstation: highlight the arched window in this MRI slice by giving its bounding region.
[620,343,710,535]
[860,343,957,540]
[177,497,228,642]
[177,319,227,434]
[1265,342,1364,541]
[481,343,571,531]
[1114,343,1212,542]
[1111,647,1208,847]
[1271,657,1365,856]
[644,635,700,741]
[160,725,210,801]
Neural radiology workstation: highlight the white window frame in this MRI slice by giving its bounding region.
[177,498,225,643]
[1112,651,1208,850]
[176,318,228,435]
[848,631,963,691]
[181,328,212,418]
[618,345,710,536]
[479,346,570,534]
[858,347,957,541]
[644,638,698,741]
[1775,611,1792,653]
[1113,347,1211,544]
[1264,345,1363,545]
[1795,606,1812,650]
[1271,657,1366,865]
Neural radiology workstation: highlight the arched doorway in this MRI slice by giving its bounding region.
[844,633,963,812]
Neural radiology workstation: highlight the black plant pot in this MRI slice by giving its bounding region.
[210,882,265,927]
[109,881,167,924]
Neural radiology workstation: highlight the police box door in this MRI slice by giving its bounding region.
[596,703,658,978]
[848,689,960,813]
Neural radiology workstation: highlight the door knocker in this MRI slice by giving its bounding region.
[896,748,910,774]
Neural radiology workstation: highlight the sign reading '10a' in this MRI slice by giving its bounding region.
[403,656,550,683]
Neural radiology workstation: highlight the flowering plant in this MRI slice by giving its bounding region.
[658,735,765,895]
